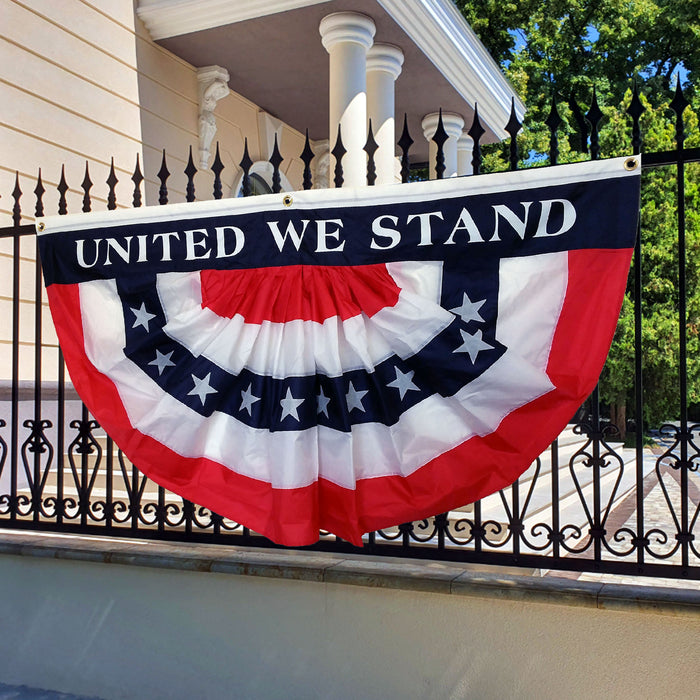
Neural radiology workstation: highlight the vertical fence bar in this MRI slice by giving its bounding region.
[10,174,22,521]
[270,135,283,194]
[670,82,691,570]
[211,144,223,200]
[627,82,647,570]
[585,89,605,565]
[398,114,413,184]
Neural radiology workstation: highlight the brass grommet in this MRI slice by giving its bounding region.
[624,157,639,171]
[282,194,293,207]
[37,221,45,232]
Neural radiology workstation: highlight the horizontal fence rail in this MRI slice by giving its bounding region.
[2,86,700,580]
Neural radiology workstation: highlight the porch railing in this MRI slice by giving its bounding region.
[2,86,700,581]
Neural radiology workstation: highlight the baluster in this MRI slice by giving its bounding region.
[301,130,314,191]
[468,105,485,175]
[398,114,413,184]
[331,124,346,188]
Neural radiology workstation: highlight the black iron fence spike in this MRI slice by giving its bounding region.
[626,81,645,155]
[544,94,563,165]
[240,138,253,197]
[131,154,143,208]
[586,87,604,160]
[398,113,413,184]
[211,142,224,200]
[433,108,448,180]
[157,149,170,205]
[81,161,93,213]
[58,165,69,215]
[331,124,346,188]
[270,133,283,194]
[669,80,690,150]
[106,158,118,211]
[185,146,197,203]
[301,129,314,191]
[467,104,485,175]
[505,96,522,170]
[34,168,45,219]
[12,171,22,227]
[364,119,378,186]
[568,91,589,154]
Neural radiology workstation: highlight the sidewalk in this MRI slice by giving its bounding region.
[0,684,102,700]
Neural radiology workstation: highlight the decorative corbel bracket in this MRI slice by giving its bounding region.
[197,65,230,170]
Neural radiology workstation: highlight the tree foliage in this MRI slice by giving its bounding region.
[456,0,700,428]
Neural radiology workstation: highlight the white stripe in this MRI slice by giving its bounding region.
[157,262,450,378]
[78,252,563,489]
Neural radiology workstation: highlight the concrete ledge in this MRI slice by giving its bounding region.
[1,529,699,617]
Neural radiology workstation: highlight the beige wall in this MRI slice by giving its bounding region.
[0,553,698,699]
[1,0,306,382]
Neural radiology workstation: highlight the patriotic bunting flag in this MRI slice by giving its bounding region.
[38,157,640,546]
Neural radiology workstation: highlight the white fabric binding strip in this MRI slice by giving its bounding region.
[79,252,565,489]
[37,157,638,236]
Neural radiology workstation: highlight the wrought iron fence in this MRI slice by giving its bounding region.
[3,85,700,580]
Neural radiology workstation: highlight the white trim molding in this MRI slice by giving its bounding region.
[377,0,523,139]
[137,0,333,40]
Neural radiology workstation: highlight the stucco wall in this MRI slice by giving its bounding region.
[0,550,698,700]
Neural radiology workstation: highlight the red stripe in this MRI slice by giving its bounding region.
[47,247,631,547]
[200,264,400,323]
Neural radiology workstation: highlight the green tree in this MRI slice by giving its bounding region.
[456,0,700,432]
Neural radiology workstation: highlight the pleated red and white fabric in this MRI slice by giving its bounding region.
[38,157,641,545]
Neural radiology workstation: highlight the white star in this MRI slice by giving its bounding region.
[454,329,493,363]
[450,292,486,324]
[387,367,420,401]
[188,372,217,405]
[346,381,368,413]
[280,387,304,422]
[240,383,260,416]
[148,349,175,376]
[317,387,331,417]
[131,302,156,331]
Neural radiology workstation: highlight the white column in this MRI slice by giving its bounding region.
[366,43,404,186]
[421,112,464,179]
[320,12,376,187]
[457,132,474,176]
